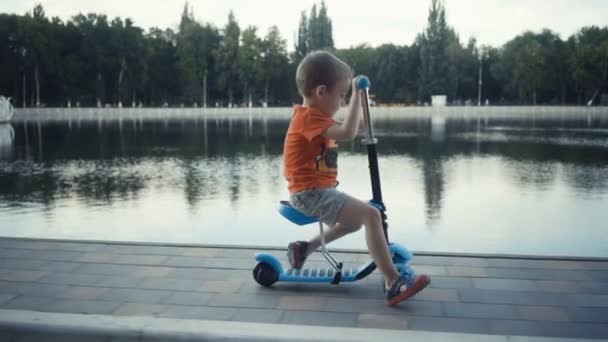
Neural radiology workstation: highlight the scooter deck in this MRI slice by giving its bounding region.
[279,260,375,283]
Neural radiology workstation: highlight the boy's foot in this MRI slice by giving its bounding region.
[287,241,309,269]
[385,274,431,306]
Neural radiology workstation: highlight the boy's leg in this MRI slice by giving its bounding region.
[290,195,429,304]
[305,222,360,255]
[337,197,430,304]
[332,197,401,286]
[289,223,358,269]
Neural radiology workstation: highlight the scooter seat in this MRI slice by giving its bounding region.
[278,201,318,225]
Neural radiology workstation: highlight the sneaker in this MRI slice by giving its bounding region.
[385,274,431,306]
[287,241,309,269]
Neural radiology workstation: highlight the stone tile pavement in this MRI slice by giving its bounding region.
[0,237,607,339]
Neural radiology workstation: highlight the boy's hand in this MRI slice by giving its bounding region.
[323,76,363,141]
[350,77,361,100]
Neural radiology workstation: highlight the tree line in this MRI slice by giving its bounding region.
[0,0,606,108]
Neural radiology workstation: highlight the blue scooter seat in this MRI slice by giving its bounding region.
[278,199,384,226]
[278,201,318,225]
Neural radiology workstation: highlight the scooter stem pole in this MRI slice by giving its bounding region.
[361,87,375,143]
[356,76,389,243]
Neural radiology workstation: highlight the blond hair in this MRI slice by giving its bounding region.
[296,50,353,97]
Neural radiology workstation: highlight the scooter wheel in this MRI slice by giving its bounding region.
[253,262,278,287]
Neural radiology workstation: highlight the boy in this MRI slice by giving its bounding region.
[283,50,430,305]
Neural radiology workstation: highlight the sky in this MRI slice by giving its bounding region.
[4,0,608,49]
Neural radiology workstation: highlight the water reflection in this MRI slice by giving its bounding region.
[0,124,14,160]
[3,116,608,216]
[1,118,287,212]
[1,112,607,257]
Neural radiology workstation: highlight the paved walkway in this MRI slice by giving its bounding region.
[0,237,606,340]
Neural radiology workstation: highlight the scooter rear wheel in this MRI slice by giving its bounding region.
[253,261,279,287]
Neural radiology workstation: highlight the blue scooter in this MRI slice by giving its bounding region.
[253,76,416,287]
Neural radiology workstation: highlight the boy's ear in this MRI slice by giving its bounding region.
[315,85,327,98]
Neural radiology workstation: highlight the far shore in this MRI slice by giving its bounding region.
[9,105,607,123]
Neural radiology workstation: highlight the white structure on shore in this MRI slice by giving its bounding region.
[0,96,14,122]
[431,95,447,107]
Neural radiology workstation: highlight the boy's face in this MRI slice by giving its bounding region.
[315,79,349,117]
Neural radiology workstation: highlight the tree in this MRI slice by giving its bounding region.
[179,2,194,34]
[71,13,116,106]
[177,18,220,105]
[294,1,334,62]
[450,37,479,103]
[215,11,240,106]
[317,1,334,49]
[535,30,571,104]
[306,2,334,51]
[569,26,608,105]
[145,28,179,106]
[17,4,51,106]
[30,4,48,106]
[176,5,200,104]
[371,44,417,103]
[0,2,606,107]
[417,0,455,101]
[335,44,374,77]
[498,32,548,104]
[308,4,319,51]
[111,18,147,106]
[294,11,308,62]
[261,26,289,105]
[480,46,503,104]
[0,14,22,102]
[239,26,263,106]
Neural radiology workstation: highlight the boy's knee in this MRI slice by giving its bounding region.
[345,224,362,233]
[363,206,382,227]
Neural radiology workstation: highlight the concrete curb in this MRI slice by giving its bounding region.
[2,236,607,261]
[0,309,595,342]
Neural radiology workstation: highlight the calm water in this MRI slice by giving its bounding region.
[1,110,608,257]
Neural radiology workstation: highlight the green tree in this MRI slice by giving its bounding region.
[110,18,147,106]
[215,11,240,106]
[177,21,220,105]
[1,2,607,107]
[176,5,200,104]
[294,1,334,62]
[306,2,333,51]
[317,1,334,49]
[293,11,308,63]
[535,30,571,104]
[499,32,547,104]
[239,26,263,106]
[450,37,479,103]
[261,26,289,105]
[145,28,179,106]
[72,13,116,106]
[417,0,455,101]
[17,4,51,106]
[569,26,608,105]
[371,44,417,103]
[0,14,23,103]
[480,46,503,104]
[308,4,320,51]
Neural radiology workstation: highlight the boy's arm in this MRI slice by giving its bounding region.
[323,79,362,141]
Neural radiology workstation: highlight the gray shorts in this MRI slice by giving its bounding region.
[289,188,352,226]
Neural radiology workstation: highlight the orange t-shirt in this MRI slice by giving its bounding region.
[284,105,338,193]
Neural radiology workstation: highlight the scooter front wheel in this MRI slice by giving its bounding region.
[253,261,279,287]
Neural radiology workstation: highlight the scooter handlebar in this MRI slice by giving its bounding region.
[355,75,370,90]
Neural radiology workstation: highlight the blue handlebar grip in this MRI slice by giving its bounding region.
[355,75,370,90]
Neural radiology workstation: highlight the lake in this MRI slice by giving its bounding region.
[1,107,607,258]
